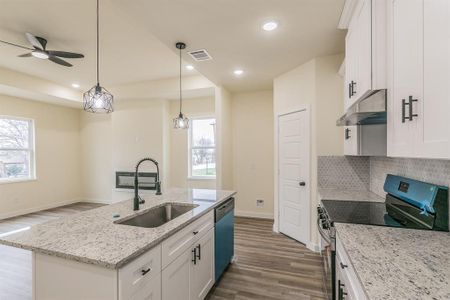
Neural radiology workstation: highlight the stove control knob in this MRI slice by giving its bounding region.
[317,207,324,214]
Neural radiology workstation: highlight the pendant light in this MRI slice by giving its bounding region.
[83,0,113,113]
[173,42,189,129]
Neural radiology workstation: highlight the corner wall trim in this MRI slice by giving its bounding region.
[235,210,274,220]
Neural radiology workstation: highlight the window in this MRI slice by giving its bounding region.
[0,116,35,182]
[189,118,216,179]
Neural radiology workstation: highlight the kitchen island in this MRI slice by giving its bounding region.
[0,188,236,300]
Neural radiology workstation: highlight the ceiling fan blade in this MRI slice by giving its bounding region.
[26,33,45,50]
[18,53,32,57]
[48,56,72,67]
[0,39,33,50]
[47,51,84,58]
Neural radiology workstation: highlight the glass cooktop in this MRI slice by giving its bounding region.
[321,200,403,227]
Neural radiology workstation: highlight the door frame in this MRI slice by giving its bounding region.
[274,105,311,248]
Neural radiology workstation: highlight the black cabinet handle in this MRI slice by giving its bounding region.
[402,96,418,123]
[299,181,306,186]
[408,96,418,121]
[350,81,356,96]
[196,244,201,260]
[348,83,352,99]
[340,262,348,269]
[345,128,351,140]
[192,248,197,265]
[193,230,199,235]
[141,268,151,276]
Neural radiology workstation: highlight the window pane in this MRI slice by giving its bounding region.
[0,118,30,149]
[191,148,216,177]
[192,119,215,147]
[0,150,31,179]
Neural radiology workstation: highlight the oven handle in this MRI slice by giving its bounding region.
[317,217,331,244]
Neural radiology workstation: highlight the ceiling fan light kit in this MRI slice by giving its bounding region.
[83,0,113,114]
[173,42,189,129]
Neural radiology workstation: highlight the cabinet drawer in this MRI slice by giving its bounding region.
[119,245,162,300]
[162,211,214,268]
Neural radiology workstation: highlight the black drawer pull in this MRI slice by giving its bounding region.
[340,262,348,269]
[193,230,199,235]
[141,268,151,276]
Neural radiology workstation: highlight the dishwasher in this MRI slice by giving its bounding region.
[214,197,235,282]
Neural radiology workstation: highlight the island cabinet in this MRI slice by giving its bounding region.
[161,211,215,300]
[387,0,450,159]
[32,210,215,300]
[335,235,367,300]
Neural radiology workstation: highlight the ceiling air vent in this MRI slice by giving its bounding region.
[188,49,212,61]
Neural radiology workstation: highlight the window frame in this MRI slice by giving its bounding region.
[188,116,216,180]
[0,115,36,184]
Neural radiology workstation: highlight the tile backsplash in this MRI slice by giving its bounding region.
[318,156,450,197]
[317,156,370,190]
[370,157,450,197]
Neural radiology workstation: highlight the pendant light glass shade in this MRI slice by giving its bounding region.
[173,112,189,129]
[83,0,113,114]
[83,84,113,113]
[173,42,189,129]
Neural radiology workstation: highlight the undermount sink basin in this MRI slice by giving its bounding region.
[117,203,198,228]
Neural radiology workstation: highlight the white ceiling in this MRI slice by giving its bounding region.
[0,0,197,92]
[116,0,346,92]
[0,0,345,95]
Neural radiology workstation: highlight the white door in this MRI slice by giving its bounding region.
[278,110,310,244]
[162,250,191,300]
[418,0,450,158]
[190,229,214,300]
[387,0,423,157]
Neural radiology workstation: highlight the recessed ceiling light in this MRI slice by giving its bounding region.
[71,83,80,88]
[233,69,244,76]
[262,21,278,31]
[185,65,194,71]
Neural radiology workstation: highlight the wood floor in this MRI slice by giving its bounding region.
[0,206,326,300]
[0,202,104,300]
[207,217,326,300]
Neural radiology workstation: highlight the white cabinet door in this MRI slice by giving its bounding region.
[387,0,423,157]
[190,228,215,300]
[388,0,450,158]
[344,126,359,156]
[162,250,192,300]
[345,26,359,110]
[130,274,161,300]
[356,0,372,99]
[417,0,450,158]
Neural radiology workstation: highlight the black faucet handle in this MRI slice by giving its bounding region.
[138,195,145,204]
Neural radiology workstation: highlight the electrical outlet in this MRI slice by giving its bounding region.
[256,199,264,207]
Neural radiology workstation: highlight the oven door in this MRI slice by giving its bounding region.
[318,214,336,300]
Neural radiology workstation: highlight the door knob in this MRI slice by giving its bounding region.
[299,182,306,186]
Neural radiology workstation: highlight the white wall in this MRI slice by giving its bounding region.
[0,94,82,218]
[231,90,274,218]
[215,87,233,190]
[273,54,344,248]
[169,97,216,189]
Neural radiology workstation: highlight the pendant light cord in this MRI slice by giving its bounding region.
[179,46,182,114]
[96,0,100,85]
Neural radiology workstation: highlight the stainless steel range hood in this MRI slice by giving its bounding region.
[337,89,387,126]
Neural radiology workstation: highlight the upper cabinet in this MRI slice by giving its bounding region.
[387,0,450,159]
[344,0,387,110]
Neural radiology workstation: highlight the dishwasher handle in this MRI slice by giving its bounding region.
[215,198,235,222]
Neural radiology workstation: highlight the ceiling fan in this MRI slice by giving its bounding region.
[0,33,84,67]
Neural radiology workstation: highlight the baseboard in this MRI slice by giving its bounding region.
[0,198,83,220]
[307,242,320,253]
[235,210,274,220]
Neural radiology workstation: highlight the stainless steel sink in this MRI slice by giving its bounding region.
[117,203,198,228]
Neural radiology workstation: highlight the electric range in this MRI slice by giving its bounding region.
[317,174,449,300]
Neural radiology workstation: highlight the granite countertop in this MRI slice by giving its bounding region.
[335,223,450,300]
[318,188,384,202]
[0,188,236,269]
